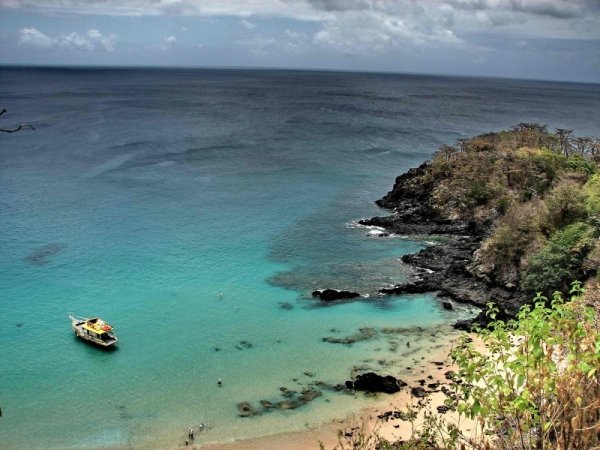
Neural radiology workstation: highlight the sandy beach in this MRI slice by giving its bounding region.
[188,333,480,450]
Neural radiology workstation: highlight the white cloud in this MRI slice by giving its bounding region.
[313,8,462,55]
[18,27,54,48]
[87,29,117,51]
[0,1,323,19]
[7,1,600,56]
[241,19,256,30]
[161,35,177,50]
[18,27,117,51]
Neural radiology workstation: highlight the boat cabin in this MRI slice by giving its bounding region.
[70,315,118,347]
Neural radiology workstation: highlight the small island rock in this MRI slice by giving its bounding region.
[312,289,360,301]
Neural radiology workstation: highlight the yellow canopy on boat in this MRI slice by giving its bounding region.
[82,323,109,334]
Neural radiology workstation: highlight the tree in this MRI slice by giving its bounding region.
[555,128,573,157]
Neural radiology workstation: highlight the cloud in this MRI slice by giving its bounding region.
[3,0,599,21]
[306,0,373,12]
[18,27,54,48]
[6,1,600,58]
[313,7,462,55]
[241,19,256,30]
[87,29,117,51]
[18,27,117,51]
[445,0,583,20]
[161,35,177,50]
[0,0,322,19]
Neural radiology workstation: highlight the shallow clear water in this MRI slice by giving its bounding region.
[1,68,599,449]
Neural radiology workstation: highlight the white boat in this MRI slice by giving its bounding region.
[69,314,118,347]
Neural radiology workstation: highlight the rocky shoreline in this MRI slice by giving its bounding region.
[359,162,528,329]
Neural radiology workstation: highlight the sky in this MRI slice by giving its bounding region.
[0,0,599,82]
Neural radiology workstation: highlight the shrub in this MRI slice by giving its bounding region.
[584,173,600,218]
[521,222,597,295]
[530,147,567,184]
[566,154,598,176]
[544,179,587,231]
[452,284,600,450]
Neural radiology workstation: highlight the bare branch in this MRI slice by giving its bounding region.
[0,124,36,133]
[0,108,35,133]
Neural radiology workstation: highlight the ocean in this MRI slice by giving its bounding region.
[1,67,599,449]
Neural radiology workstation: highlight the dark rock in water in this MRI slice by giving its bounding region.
[442,301,453,310]
[276,400,301,410]
[345,380,354,390]
[237,402,260,417]
[379,282,430,295]
[24,243,67,266]
[411,386,428,398]
[322,327,377,345]
[303,371,315,377]
[312,289,360,301]
[298,388,322,403]
[15,323,24,328]
[239,340,253,349]
[279,302,294,310]
[353,372,406,394]
[260,400,275,409]
[279,387,297,398]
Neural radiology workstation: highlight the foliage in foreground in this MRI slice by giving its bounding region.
[452,282,600,450]
[325,283,600,450]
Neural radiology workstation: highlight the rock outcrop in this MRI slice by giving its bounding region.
[349,372,407,394]
[365,162,528,325]
[312,289,361,301]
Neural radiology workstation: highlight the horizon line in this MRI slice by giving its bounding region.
[1,62,598,86]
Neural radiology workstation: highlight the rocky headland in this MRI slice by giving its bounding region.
[359,161,525,328]
[362,125,600,328]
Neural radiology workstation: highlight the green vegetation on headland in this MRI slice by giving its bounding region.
[366,124,599,303]
[416,124,599,296]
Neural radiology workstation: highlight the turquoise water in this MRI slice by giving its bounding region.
[1,68,599,449]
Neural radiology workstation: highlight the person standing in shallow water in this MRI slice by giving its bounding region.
[188,427,194,439]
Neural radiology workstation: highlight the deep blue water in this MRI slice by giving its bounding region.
[1,67,599,449]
